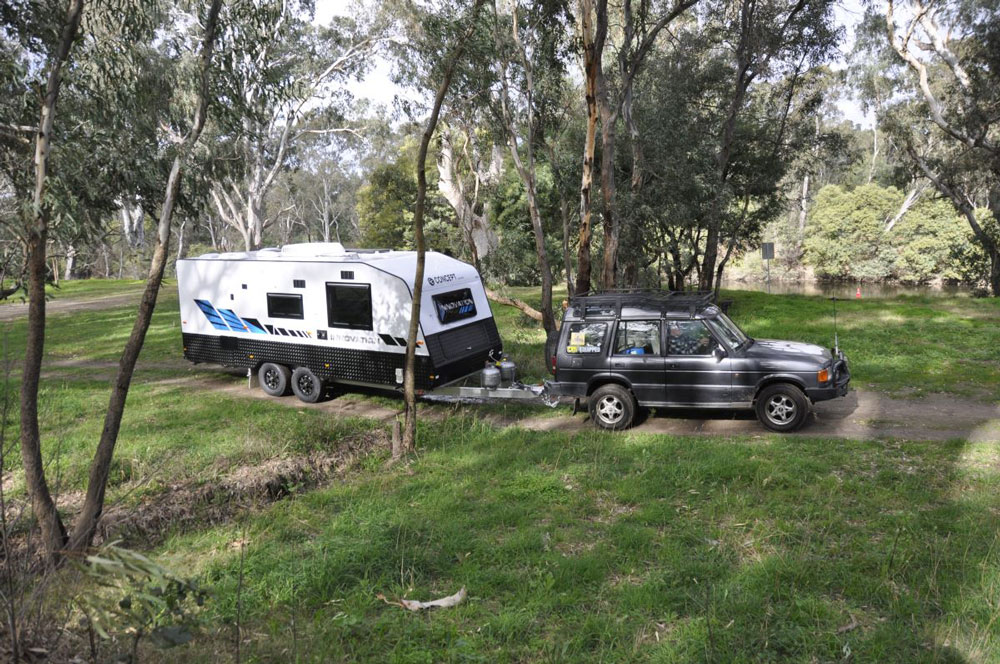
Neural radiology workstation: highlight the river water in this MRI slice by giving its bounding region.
[720,280,970,299]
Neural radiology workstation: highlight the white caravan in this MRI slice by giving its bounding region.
[176,243,502,402]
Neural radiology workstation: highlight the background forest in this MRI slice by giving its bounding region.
[2,0,999,314]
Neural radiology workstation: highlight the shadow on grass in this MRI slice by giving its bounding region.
[160,412,999,663]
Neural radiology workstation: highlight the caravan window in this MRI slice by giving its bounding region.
[267,293,303,319]
[326,283,372,330]
[433,288,477,324]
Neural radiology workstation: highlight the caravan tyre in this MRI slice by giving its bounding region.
[291,367,324,403]
[259,363,291,397]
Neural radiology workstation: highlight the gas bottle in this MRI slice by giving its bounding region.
[499,357,517,383]
[481,362,501,389]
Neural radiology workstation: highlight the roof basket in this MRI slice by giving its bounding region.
[567,289,717,317]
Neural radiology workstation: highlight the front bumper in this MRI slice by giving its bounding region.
[806,353,850,403]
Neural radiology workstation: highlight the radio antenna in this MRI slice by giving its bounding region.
[829,296,839,354]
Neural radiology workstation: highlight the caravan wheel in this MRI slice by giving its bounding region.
[291,367,324,403]
[258,363,291,397]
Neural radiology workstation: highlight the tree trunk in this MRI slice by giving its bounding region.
[575,0,604,295]
[497,4,556,332]
[64,244,76,280]
[885,182,923,232]
[598,87,617,290]
[176,218,187,261]
[561,197,573,296]
[485,287,544,322]
[509,142,556,331]
[402,0,483,456]
[20,0,85,565]
[67,0,223,552]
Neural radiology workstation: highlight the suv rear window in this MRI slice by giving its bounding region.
[614,321,661,355]
[565,322,608,354]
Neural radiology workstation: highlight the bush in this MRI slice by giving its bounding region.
[804,184,980,284]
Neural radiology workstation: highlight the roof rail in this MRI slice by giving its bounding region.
[566,289,717,317]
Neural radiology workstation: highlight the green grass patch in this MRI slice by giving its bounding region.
[1,277,149,304]
[156,423,1000,663]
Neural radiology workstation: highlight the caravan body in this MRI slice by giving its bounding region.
[177,243,502,393]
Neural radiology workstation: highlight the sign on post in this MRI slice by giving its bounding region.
[761,242,774,294]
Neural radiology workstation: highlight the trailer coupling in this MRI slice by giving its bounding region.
[422,379,560,408]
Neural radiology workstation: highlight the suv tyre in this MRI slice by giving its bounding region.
[589,384,636,431]
[755,383,809,432]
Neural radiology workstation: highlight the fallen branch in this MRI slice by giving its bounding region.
[485,287,543,323]
[377,587,467,612]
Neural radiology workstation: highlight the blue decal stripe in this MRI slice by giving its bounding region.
[194,300,230,331]
[241,317,268,334]
[218,309,248,332]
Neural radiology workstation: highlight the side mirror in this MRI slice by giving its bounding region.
[713,344,727,361]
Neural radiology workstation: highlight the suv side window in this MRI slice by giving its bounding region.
[614,321,661,355]
[565,322,608,355]
[666,320,713,356]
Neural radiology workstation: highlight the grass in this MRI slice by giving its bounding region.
[1,277,149,303]
[0,279,998,661]
[163,424,1000,663]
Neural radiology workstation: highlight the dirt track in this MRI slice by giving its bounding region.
[0,290,143,322]
[207,371,1000,442]
[13,288,1000,442]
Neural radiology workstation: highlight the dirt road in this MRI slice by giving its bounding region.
[16,288,1000,442]
[200,369,999,442]
[0,290,143,322]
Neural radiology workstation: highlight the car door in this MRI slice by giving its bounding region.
[558,320,612,390]
[609,320,667,404]
[664,319,732,405]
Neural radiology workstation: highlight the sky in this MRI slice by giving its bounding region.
[315,0,873,128]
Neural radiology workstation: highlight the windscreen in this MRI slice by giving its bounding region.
[707,312,749,349]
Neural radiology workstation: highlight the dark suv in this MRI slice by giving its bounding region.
[546,292,850,432]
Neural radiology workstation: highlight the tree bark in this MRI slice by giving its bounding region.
[64,244,76,280]
[485,287,544,322]
[402,0,484,456]
[575,0,603,295]
[910,150,1000,296]
[67,0,224,552]
[496,0,556,332]
[20,0,85,565]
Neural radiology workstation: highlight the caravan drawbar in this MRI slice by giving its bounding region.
[177,243,504,401]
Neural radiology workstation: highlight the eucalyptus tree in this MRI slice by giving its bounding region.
[489,0,573,332]
[694,0,840,292]
[626,2,838,293]
[394,0,486,456]
[574,0,701,293]
[67,0,226,553]
[207,4,382,251]
[881,0,1000,295]
[2,0,87,564]
[0,0,185,562]
[435,123,502,271]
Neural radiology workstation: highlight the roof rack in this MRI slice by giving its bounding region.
[567,289,717,318]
